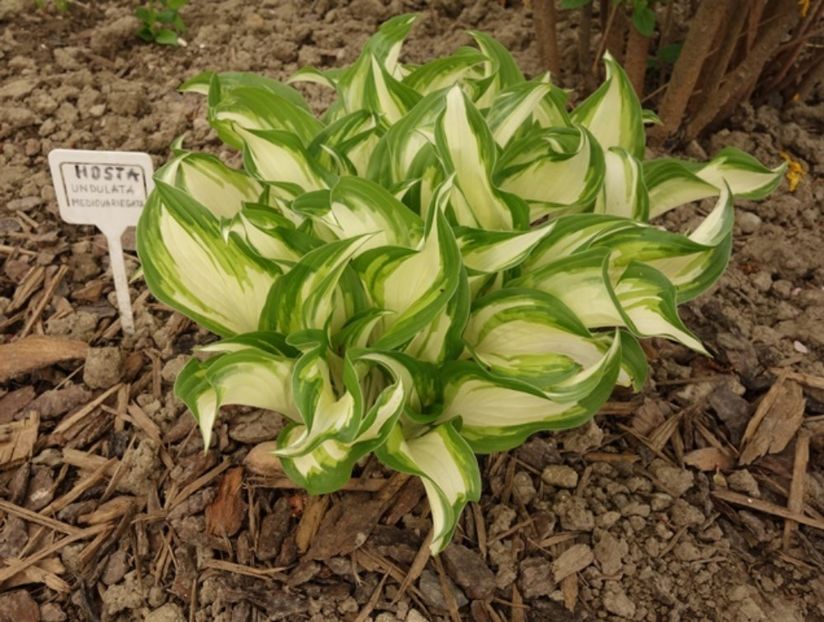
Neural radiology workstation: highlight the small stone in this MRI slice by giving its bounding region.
[620,502,650,518]
[511,470,536,505]
[728,470,760,498]
[161,356,189,383]
[669,499,705,527]
[596,510,621,529]
[773,279,793,298]
[542,464,579,489]
[737,210,762,234]
[555,495,595,531]
[6,197,42,212]
[418,568,468,610]
[0,77,39,99]
[83,347,124,389]
[89,15,141,54]
[674,541,702,562]
[602,581,636,618]
[793,340,808,354]
[102,550,129,585]
[0,590,39,622]
[552,543,593,581]
[650,461,694,497]
[89,104,106,117]
[406,610,428,622]
[561,420,604,454]
[101,572,145,615]
[145,603,185,622]
[518,556,555,599]
[594,531,627,576]
[40,603,66,622]
[442,544,496,600]
[650,493,674,511]
[751,271,772,293]
[116,439,161,496]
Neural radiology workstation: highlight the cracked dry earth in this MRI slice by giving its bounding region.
[1,0,824,621]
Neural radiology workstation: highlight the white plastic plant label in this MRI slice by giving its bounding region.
[48,149,155,335]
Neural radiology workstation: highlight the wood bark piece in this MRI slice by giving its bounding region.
[553,543,594,582]
[243,441,283,476]
[0,387,35,424]
[712,488,824,531]
[205,467,245,537]
[305,494,383,560]
[683,447,735,471]
[0,590,40,622]
[739,380,805,465]
[295,495,330,554]
[394,528,433,603]
[20,264,67,339]
[0,499,81,536]
[78,496,137,525]
[561,573,578,612]
[783,431,810,549]
[4,558,69,593]
[0,411,38,467]
[0,523,109,584]
[649,0,730,143]
[0,336,88,382]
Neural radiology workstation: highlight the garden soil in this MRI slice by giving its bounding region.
[1,1,823,621]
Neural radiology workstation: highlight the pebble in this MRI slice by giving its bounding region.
[83,346,124,389]
[418,568,468,610]
[144,603,185,622]
[621,502,651,518]
[116,439,161,496]
[442,544,496,600]
[596,510,621,529]
[511,470,536,505]
[6,197,42,212]
[751,270,773,293]
[669,499,705,527]
[674,541,702,562]
[519,556,556,598]
[555,495,595,531]
[728,469,761,498]
[0,77,38,99]
[650,461,694,497]
[0,590,39,622]
[602,581,636,618]
[737,210,762,234]
[772,279,793,298]
[650,493,674,511]
[561,419,604,454]
[40,603,67,622]
[595,531,628,576]
[542,464,579,488]
[44,311,96,343]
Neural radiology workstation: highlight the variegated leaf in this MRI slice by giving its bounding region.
[377,423,481,553]
[571,52,645,159]
[137,182,279,337]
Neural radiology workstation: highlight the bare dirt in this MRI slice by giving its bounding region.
[1,1,823,621]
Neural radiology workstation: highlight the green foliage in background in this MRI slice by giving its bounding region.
[136,0,188,46]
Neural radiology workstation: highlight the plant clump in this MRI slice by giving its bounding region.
[137,14,783,553]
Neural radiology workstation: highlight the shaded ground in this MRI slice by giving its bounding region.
[1,1,823,621]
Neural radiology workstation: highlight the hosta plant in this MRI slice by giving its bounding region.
[137,14,783,554]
